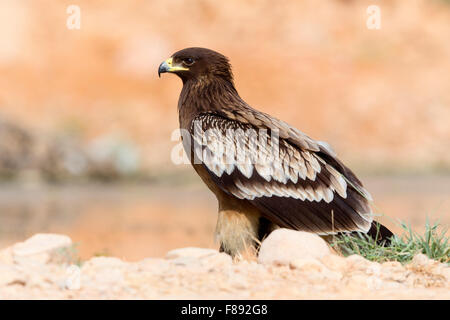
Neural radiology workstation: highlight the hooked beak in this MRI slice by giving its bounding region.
[158,57,189,78]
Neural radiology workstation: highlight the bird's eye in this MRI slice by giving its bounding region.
[183,58,195,66]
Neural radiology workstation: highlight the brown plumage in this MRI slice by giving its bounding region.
[159,47,393,257]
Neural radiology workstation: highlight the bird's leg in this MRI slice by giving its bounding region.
[215,201,261,258]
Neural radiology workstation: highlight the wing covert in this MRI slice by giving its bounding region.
[188,112,373,235]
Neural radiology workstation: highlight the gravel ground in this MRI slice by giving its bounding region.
[0,233,448,299]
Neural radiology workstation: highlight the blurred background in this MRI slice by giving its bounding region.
[0,0,449,260]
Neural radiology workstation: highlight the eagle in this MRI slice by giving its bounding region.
[159,47,393,257]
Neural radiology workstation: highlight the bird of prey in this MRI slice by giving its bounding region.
[159,47,393,257]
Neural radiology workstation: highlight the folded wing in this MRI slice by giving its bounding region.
[189,112,374,235]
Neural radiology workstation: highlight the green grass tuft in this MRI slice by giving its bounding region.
[331,220,449,265]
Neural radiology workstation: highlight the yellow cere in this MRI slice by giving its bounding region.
[167,57,189,72]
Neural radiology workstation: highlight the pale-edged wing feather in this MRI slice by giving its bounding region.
[189,112,373,235]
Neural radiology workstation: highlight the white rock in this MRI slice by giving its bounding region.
[166,247,219,260]
[137,258,171,274]
[169,256,199,267]
[291,258,343,281]
[12,234,72,265]
[441,266,450,282]
[166,247,232,270]
[203,252,232,268]
[365,263,382,276]
[0,264,26,286]
[81,257,127,289]
[139,257,166,265]
[320,254,347,272]
[290,258,326,272]
[345,254,373,272]
[257,229,330,265]
[381,261,402,269]
[410,253,432,269]
[84,256,127,268]
[0,247,14,264]
[229,274,249,290]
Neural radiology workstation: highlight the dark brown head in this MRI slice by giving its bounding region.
[158,47,233,84]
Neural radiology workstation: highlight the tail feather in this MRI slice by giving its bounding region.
[365,221,394,246]
[334,221,394,246]
[322,221,394,247]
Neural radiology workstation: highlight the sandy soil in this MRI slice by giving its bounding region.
[0,233,448,299]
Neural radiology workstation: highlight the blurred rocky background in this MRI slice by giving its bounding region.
[0,0,448,260]
[0,116,140,182]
